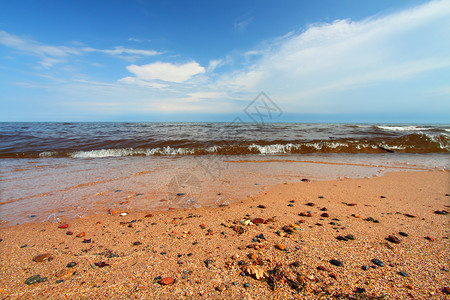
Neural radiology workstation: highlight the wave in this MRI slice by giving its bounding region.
[1,133,447,158]
[376,125,438,131]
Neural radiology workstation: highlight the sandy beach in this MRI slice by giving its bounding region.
[0,170,449,299]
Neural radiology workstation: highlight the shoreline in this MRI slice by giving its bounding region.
[0,170,449,299]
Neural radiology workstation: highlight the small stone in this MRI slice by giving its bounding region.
[252,218,264,224]
[55,279,64,284]
[347,203,357,206]
[243,283,250,288]
[56,269,74,278]
[248,253,256,259]
[133,241,142,246]
[336,236,348,241]
[442,287,450,295]
[318,196,324,199]
[66,231,73,235]
[94,262,110,268]
[215,284,226,291]
[38,277,47,282]
[159,277,175,285]
[232,281,238,286]
[32,253,53,262]
[398,271,409,277]
[287,204,294,207]
[356,287,366,293]
[371,259,384,267]
[425,236,436,241]
[306,202,315,206]
[434,210,448,215]
[317,266,329,271]
[321,213,329,218]
[58,223,69,229]
[404,214,417,218]
[20,244,27,248]
[275,243,285,250]
[387,235,401,244]
[257,205,266,209]
[301,178,310,182]
[76,232,85,238]
[345,234,356,240]
[362,265,369,271]
[399,232,408,237]
[329,259,342,267]
[204,259,213,268]
[109,208,120,215]
[82,239,91,243]
[176,193,185,196]
[25,275,41,285]
[66,262,77,268]
[352,214,362,218]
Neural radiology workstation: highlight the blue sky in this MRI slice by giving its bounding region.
[0,0,449,122]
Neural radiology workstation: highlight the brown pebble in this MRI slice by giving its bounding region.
[275,243,285,250]
[405,284,414,290]
[248,253,256,259]
[347,203,357,206]
[32,253,53,262]
[56,269,75,278]
[76,232,86,238]
[215,284,226,291]
[66,231,73,235]
[306,202,315,206]
[387,235,401,244]
[425,236,436,241]
[144,214,153,218]
[109,209,120,215]
[321,213,329,217]
[352,214,362,218]
[317,266,329,271]
[404,213,417,218]
[252,218,265,224]
[159,277,175,285]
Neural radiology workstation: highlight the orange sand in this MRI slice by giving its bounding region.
[0,170,449,299]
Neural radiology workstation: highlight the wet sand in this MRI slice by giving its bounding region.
[0,170,449,299]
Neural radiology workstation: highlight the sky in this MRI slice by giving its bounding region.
[0,0,449,122]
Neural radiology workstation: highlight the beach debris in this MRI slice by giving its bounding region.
[25,275,45,285]
[243,265,268,280]
[120,212,128,216]
[403,213,417,218]
[240,219,252,226]
[32,253,53,262]
[233,225,245,234]
[299,212,312,217]
[158,277,175,285]
[371,259,384,267]
[329,259,342,267]
[76,232,85,238]
[387,235,401,244]
[58,223,69,229]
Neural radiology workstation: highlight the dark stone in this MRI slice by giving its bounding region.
[66,262,77,268]
[257,205,266,209]
[362,265,369,271]
[336,236,348,241]
[329,259,342,267]
[435,210,449,215]
[204,259,213,268]
[176,193,185,196]
[345,234,356,240]
[243,283,250,288]
[133,241,142,246]
[387,235,401,244]
[371,259,384,267]
[154,276,162,281]
[38,277,47,282]
[25,275,41,285]
[318,196,324,199]
[399,232,408,237]
[232,281,238,285]
[287,204,294,207]
[356,287,366,293]
[82,239,91,243]
[55,279,64,284]
[398,271,409,277]
[20,244,27,248]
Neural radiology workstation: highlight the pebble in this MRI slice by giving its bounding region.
[336,236,348,241]
[55,279,64,284]
[346,234,356,240]
[329,259,342,267]
[66,231,73,235]
[76,232,85,238]
[32,253,53,262]
[275,243,286,250]
[372,259,384,267]
[215,284,226,291]
[204,259,213,268]
[434,210,449,215]
[252,218,264,224]
[56,269,74,278]
[362,265,369,271]
[443,287,450,295]
[243,283,250,288]
[257,205,266,208]
[321,213,329,217]
[399,232,408,237]
[425,236,436,241]
[306,202,315,206]
[25,275,41,285]
[387,235,401,244]
[159,277,175,285]
[20,244,27,248]
[58,223,69,229]
[66,262,77,268]
[232,281,238,286]
[398,271,409,277]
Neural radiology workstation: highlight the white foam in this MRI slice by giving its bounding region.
[377,125,431,131]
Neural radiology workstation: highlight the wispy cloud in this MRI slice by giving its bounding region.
[234,15,253,32]
[0,30,161,68]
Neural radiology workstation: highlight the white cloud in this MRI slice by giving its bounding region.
[216,0,450,113]
[234,15,253,32]
[83,46,161,57]
[123,61,206,83]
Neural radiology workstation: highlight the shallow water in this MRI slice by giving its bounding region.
[1,153,448,226]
